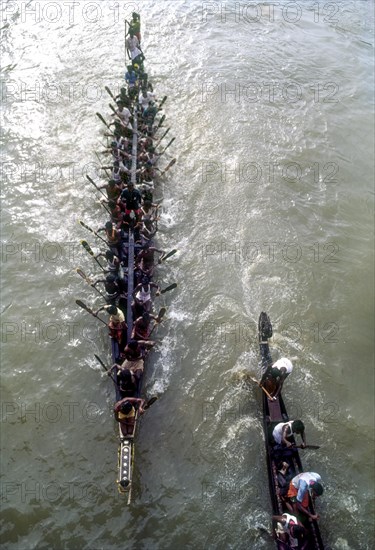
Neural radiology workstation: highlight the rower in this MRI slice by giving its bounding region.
[141,200,159,223]
[125,31,143,64]
[285,472,324,521]
[272,513,307,549]
[139,88,156,113]
[107,200,122,222]
[143,101,158,130]
[140,217,157,243]
[128,12,141,42]
[131,311,158,340]
[95,249,121,273]
[119,339,155,396]
[276,461,292,497]
[117,368,137,397]
[260,357,293,399]
[112,103,132,129]
[114,397,145,437]
[132,278,161,313]
[135,241,165,277]
[120,181,142,221]
[92,274,122,303]
[100,179,122,201]
[271,419,306,449]
[95,304,127,350]
[125,65,138,92]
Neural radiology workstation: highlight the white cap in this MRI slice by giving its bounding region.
[273,357,293,374]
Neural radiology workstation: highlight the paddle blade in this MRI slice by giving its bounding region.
[161,283,177,294]
[96,112,109,128]
[144,396,158,410]
[79,220,94,233]
[76,268,90,282]
[76,299,90,312]
[156,307,167,322]
[161,158,176,175]
[81,240,94,257]
[105,86,116,100]
[160,249,177,262]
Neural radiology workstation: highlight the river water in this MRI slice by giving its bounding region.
[1,1,374,549]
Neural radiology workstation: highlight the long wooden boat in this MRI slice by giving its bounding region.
[258,312,325,550]
[77,14,175,502]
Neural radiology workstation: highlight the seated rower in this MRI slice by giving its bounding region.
[135,241,165,277]
[132,311,158,340]
[141,199,159,223]
[95,249,121,273]
[272,513,307,549]
[140,218,157,243]
[120,181,142,221]
[260,357,293,399]
[125,65,138,89]
[95,305,127,350]
[285,472,324,521]
[139,88,156,113]
[114,397,145,437]
[107,200,122,223]
[132,278,161,313]
[271,419,306,449]
[98,221,121,251]
[117,368,137,397]
[119,339,155,396]
[92,274,122,303]
[276,461,292,497]
[112,103,132,129]
[125,31,143,63]
[99,179,122,201]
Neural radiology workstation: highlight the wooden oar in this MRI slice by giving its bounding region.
[96,112,111,130]
[249,377,276,401]
[159,158,176,177]
[148,307,167,337]
[161,283,177,295]
[293,444,320,450]
[76,268,106,298]
[76,299,107,325]
[159,137,175,155]
[80,240,106,272]
[159,249,177,262]
[79,220,108,246]
[155,114,165,131]
[144,396,158,410]
[155,127,170,148]
[86,175,107,199]
[94,354,117,384]
[105,86,116,102]
[158,95,167,110]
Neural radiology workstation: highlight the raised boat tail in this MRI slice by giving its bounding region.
[258,311,273,371]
